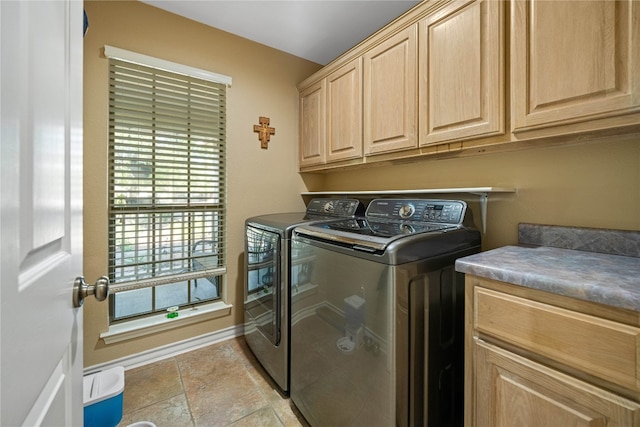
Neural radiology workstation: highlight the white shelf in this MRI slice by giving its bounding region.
[301,186,514,196]
[301,187,516,234]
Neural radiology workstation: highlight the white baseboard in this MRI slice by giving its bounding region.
[83,324,244,375]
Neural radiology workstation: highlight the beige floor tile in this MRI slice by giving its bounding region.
[118,393,193,427]
[178,340,251,393]
[226,407,284,427]
[118,337,306,427]
[123,358,183,413]
[187,377,268,426]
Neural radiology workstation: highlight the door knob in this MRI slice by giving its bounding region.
[73,276,110,307]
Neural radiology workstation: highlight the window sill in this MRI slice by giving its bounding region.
[100,301,232,345]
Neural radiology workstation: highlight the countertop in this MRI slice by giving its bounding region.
[455,245,640,313]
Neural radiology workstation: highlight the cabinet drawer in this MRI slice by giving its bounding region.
[474,287,640,391]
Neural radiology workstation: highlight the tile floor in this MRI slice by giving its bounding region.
[117,337,309,427]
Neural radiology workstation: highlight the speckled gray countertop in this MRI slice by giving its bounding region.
[455,224,640,313]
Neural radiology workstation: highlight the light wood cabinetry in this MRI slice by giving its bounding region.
[299,58,362,167]
[475,341,640,427]
[298,0,640,171]
[325,58,363,162]
[466,276,640,426]
[299,80,325,167]
[419,0,504,145]
[511,0,640,134]
[363,24,418,155]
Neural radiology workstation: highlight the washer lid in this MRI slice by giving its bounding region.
[295,218,460,252]
[294,199,474,252]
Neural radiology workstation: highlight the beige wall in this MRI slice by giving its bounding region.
[84,0,640,368]
[83,0,321,367]
[315,136,640,250]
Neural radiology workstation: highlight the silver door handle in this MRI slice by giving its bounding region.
[73,276,110,307]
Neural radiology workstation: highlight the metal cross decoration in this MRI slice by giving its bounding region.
[253,116,275,149]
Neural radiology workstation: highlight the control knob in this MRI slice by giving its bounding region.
[399,203,415,219]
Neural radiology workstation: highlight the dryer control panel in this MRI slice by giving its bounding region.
[306,198,364,217]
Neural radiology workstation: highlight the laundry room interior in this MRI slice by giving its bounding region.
[48,0,640,426]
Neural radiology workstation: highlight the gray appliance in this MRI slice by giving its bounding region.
[290,199,481,426]
[244,198,364,394]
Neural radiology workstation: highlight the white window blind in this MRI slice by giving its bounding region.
[107,56,227,295]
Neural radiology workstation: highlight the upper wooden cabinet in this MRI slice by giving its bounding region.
[419,0,505,145]
[363,25,418,155]
[297,0,640,171]
[325,58,363,163]
[511,0,640,133]
[299,80,325,167]
[299,58,363,167]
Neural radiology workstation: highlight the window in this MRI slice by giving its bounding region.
[106,49,229,322]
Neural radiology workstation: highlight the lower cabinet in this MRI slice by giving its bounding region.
[466,276,640,426]
[474,340,640,426]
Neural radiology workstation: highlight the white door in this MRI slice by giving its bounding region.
[1,1,85,425]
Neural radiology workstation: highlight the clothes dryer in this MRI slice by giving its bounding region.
[244,198,364,394]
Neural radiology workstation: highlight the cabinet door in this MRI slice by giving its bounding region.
[473,340,640,427]
[326,58,363,162]
[511,0,640,132]
[363,24,417,155]
[419,0,504,145]
[299,80,325,167]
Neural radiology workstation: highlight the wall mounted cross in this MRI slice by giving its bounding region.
[253,116,275,149]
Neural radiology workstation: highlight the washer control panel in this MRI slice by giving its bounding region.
[366,199,467,224]
[306,198,364,217]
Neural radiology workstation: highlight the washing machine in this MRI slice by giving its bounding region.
[290,198,481,426]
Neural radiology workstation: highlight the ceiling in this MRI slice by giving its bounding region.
[140,1,421,65]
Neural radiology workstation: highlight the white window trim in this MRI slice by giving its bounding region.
[101,301,233,344]
[104,45,232,86]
